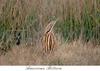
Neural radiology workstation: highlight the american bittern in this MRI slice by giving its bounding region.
[42,19,58,53]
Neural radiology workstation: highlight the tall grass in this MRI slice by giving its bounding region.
[0,0,100,44]
[0,0,36,44]
[0,0,100,65]
[0,0,100,58]
[54,0,100,44]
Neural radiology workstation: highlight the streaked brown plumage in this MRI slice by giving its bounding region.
[41,19,58,53]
